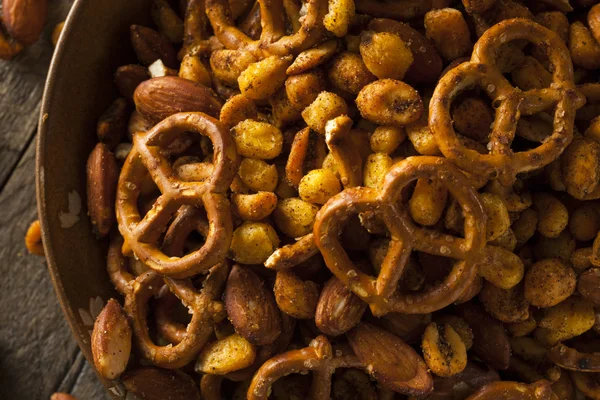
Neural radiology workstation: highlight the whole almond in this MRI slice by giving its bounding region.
[315,276,366,336]
[130,25,177,68]
[274,270,320,320]
[86,143,118,238]
[97,98,129,149]
[134,76,223,123]
[224,264,282,346]
[347,322,433,396]
[91,299,132,380]
[115,64,150,103]
[457,303,511,370]
[122,367,201,400]
[3,0,48,45]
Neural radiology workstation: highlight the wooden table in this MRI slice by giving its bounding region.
[0,1,109,398]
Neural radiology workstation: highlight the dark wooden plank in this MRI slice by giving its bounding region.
[0,139,107,399]
[0,0,74,190]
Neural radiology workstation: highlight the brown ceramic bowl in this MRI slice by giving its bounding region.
[36,0,151,398]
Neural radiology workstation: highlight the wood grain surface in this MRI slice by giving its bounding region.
[0,0,109,399]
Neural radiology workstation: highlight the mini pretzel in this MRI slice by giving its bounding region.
[116,112,237,279]
[325,116,363,188]
[465,380,557,400]
[205,0,328,58]
[125,262,229,369]
[430,18,586,186]
[264,232,319,270]
[314,156,486,316]
[247,335,365,400]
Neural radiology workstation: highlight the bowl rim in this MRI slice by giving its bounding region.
[36,0,113,395]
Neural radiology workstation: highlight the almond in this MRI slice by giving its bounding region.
[457,303,511,370]
[224,264,282,346]
[91,299,131,380]
[130,25,177,68]
[274,270,320,320]
[134,76,223,123]
[115,64,150,102]
[86,143,118,238]
[578,268,600,306]
[315,276,366,336]
[347,322,433,396]
[121,367,200,400]
[3,0,48,45]
[96,98,129,149]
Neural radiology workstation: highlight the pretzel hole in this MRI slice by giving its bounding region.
[331,369,379,399]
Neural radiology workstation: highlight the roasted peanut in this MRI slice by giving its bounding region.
[232,120,283,159]
[298,168,342,205]
[363,153,393,190]
[285,70,327,111]
[231,192,277,221]
[533,230,576,262]
[273,197,320,238]
[425,8,472,61]
[211,49,257,87]
[532,192,568,238]
[359,31,413,80]
[569,22,600,70]
[356,79,423,127]
[481,193,511,242]
[327,52,376,95]
[323,0,355,37]
[479,282,530,323]
[220,94,258,129]
[195,334,256,375]
[273,271,319,320]
[238,158,278,192]
[405,114,440,155]
[409,178,448,227]
[422,322,467,377]
[301,91,349,135]
[229,222,280,264]
[238,55,292,100]
[370,126,405,154]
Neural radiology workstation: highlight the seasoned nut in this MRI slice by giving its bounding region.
[224,264,282,346]
[328,52,376,95]
[422,322,468,377]
[195,334,256,375]
[409,178,448,227]
[477,245,524,290]
[301,91,349,134]
[569,202,600,242]
[298,168,342,205]
[532,192,568,238]
[481,193,510,242]
[452,96,493,143]
[3,0,47,45]
[179,54,212,86]
[286,40,340,75]
[356,79,423,126]
[479,282,530,323]
[560,136,600,200]
[273,270,319,319]
[130,25,177,68]
[524,259,576,308]
[273,197,319,238]
[134,76,222,123]
[238,158,278,192]
[578,268,600,306]
[210,49,258,87]
[285,70,327,111]
[571,247,593,271]
[406,114,440,156]
[571,371,600,399]
[324,0,355,37]
[370,125,405,154]
[533,230,576,262]
[347,323,434,395]
[315,276,367,336]
[115,64,150,102]
[569,22,600,70]
[424,8,472,61]
[332,369,377,400]
[86,143,118,238]
[363,152,393,190]
[232,120,283,159]
[229,222,280,264]
[537,297,595,344]
[97,98,129,149]
[435,315,474,350]
[458,303,511,370]
[231,192,277,221]
[375,312,431,345]
[360,31,413,80]
[122,367,201,400]
[238,55,292,100]
[506,316,537,338]
[91,299,132,380]
[151,0,183,43]
[219,94,258,130]
[511,208,538,246]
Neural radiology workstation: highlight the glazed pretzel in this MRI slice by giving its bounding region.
[430,18,585,186]
[205,0,328,58]
[125,262,229,369]
[248,336,368,400]
[116,112,238,279]
[314,156,486,317]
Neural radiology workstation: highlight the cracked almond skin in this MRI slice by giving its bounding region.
[315,276,367,336]
[121,367,200,400]
[3,0,48,45]
[86,143,118,238]
[224,264,282,346]
[91,299,132,380]
[347,322,433,396]
[134,76,223,123]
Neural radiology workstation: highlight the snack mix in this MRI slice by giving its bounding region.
[79,0,600,398]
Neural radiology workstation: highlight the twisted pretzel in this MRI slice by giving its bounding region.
[125,262,229,369]
[205,0,328,58]
[247,336,366,400]
[430,18,585,186]
[116,112,237,278]
[314,156,486,316]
